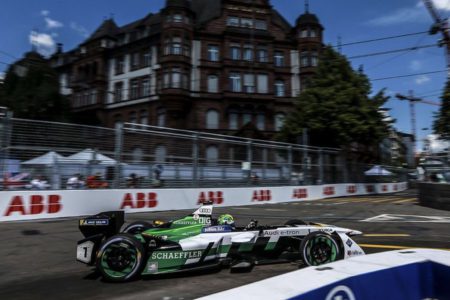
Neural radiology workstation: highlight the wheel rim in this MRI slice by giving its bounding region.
[100,240,140,279]
[304,235,338,266]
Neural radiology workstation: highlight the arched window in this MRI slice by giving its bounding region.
[140,110,148,125]
[132,147,143,163]
[275,112,286,131]
[129,111,137,124]
[229,112,238,130]
[207,75,218,93]
[155,145,166,163]
[206,145,219,165]
[256,113,265,131]
[206,109,219,129]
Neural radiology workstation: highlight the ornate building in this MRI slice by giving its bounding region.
[51,0,324,139]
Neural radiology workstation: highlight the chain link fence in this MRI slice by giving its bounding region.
[0,116,407,190]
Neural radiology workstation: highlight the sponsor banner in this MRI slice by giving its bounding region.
[0,182,407,222]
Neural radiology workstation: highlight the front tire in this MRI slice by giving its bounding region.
[96,233,145,282]
[300,232,341,266]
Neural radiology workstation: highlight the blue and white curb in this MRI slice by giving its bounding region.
[199,249,450,300]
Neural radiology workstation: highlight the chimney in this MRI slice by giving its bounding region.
[56,43,63,53]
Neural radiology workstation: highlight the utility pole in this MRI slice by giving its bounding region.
[422,0,450,77]
[396,91,421,153]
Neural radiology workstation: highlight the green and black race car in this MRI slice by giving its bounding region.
[76,203,365,282]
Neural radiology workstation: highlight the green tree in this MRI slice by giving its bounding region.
[433,79,450,138]
[278,46,390,152]
[0,51,71,122]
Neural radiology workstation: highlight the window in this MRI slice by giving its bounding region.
[275,113,286,131]
[172,67,181,88]
[173,14,183,23]
[255,19,267,30]
[172,37,182,55]
[274,51,284,67]
[164,67,187,89]
[206,109,219,129]
[257,113,265,130]
[230,43,241,60]
[243,44,253,61]
[115,56,124,74]
[229,112,238,130]
[227,16,239,27]
[229,72,241,92]
[206,145,219,165]
[311,51,318,67]
[242,113,252,125]
[142,78,151,96]
[157,108,166,127]
[300,29,308,38]
[310,29,317,38]
[155,145,166,163]
[132,147,143,163]
[114,114,123,128]
[257,74,268,94]
[140,110,148,125]
[208,45,219,61]
[257,47,268,62]
[114,82,123,102]
[131,52,140,70]
[207,75,218,93]
[275,80,285,97]
[244,74,255,93]
[130,79,139,99]
[143,50,151,67]
[241,18,253,28]
[300,51,309,67]
[129,111,137,124]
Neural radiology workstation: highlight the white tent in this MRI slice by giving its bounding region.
[64,148,116,165]
[22,151,65,165]
[364,165,393,176]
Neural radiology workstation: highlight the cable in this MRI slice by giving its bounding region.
[334,31,429,48]
[348,44,438,59]
[0,50,17,60]
[371,70,447,81]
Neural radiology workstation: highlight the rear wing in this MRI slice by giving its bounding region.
[79,211,124,238]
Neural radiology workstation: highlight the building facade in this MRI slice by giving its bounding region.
[50,0,324,139]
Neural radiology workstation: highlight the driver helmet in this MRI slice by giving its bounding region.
[218,214,234,226]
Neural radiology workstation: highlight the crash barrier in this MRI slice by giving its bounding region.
[0,182,407,222]
[418,182,450,211]
[201,249,450,300]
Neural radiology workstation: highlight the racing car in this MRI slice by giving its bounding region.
[76,202,365,282]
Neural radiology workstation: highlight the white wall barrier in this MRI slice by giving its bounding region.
[200,249,450,300]
[0,182,407,222]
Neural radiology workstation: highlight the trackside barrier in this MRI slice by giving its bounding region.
[0,182,407,222]
[200,249,450,300]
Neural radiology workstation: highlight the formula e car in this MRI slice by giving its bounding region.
[76,203,365,282]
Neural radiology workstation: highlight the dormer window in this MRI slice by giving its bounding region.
[173,14,183,23]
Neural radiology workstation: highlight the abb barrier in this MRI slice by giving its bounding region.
[0,182,408,222]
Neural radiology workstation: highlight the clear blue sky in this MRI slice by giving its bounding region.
[0,0,448,148]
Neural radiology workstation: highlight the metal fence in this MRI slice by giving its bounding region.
[0,116,407,190]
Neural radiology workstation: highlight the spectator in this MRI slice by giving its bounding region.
[251,172,260,185]
[67,174,85,189]
[86,173,109,189]
[152,164,164,180]
[126,173,139,188]
[29,175,50,190]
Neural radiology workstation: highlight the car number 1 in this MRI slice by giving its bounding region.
[77,241,94,264]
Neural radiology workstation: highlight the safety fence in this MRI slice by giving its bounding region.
[0,116,408,190]
[0,182,407,222]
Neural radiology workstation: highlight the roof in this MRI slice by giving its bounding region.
[85,19,119,42]
[191,0,222,27]
[296,13,323,27]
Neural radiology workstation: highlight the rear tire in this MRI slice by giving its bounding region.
[96,233,145,282]
[122,221,153,235]
[300,232,341,266]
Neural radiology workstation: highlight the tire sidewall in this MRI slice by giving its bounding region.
[300,231,341,266]
[96,233,145,282]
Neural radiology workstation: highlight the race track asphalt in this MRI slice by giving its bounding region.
[0,189,449,300]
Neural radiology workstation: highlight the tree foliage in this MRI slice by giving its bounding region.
[0,52,70,122]
[433,79,450,138]
[278,46,390,150]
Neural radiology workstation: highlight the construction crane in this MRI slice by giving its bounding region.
[422,0,450,77]
[395,91,441,153]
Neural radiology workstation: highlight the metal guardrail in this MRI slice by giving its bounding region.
[0,116,408,190]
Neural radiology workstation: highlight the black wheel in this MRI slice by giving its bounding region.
[300,232,341,266]
[96,233,145,282]
[285,219,307,226]
[122,221,153,235]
